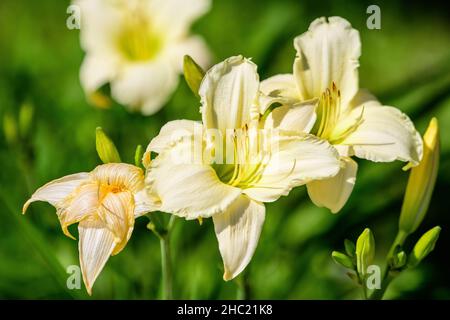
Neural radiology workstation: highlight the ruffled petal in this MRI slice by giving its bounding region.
[146,120,203,154]
[339,104,423,165]
[90,163,145,194]
[293,16,361,109]
[200,56,259,131]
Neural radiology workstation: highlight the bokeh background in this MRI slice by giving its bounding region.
[1,0,449,299]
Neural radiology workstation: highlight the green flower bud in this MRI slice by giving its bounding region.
[356,228,375,276]
[400,118,439,235]
[95,127,121,163]
[134,144,143,167]
[408,226,441,268]
[331,251,354,269]
[3,112,17,145]
[183,55,205,98]
[390,250,407,270]
[19,101,34,138]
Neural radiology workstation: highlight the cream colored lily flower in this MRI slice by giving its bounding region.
[144,56,340,280]
[261,17,423,213]
[23,163,156,294]
[75,0,211,115]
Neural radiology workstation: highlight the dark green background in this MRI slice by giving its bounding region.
[0,0,449,299]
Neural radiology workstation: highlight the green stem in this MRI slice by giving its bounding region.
[369,230,408,300]
[236,271,251,300]
[160,233,173,300]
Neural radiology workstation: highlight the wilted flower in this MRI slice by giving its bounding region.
[75,0,211,115]
[144,56,340,280]
[260,17,423,213]
[23,163,156,294]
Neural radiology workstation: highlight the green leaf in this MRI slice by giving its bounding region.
[331,251,354,269]
[344,239,356,257]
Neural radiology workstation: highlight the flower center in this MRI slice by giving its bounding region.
[311,82,364,144]
[212,127,270,189]
[117,11,163,62]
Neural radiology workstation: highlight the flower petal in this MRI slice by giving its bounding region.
[200,56,259,131]
[168,35,211,71]
[149,0,211,39]
[58,182,100,239]
[213,196,265,281]
[134,189,160,217]
[259,74,300,113]
[80,54,118,98]
[111,59,178,115]
[146,120,203,154]
[97,191,135,255]
[339,104,423,165]
[244,133,340,202]
[75,0,124,53]
[91,163,145,194]
[23,173,89,213]
[78,218,116,295]
[264,100,317,133]
[306,157,358,213]
[146,146,242,219]
[293,16,361,108]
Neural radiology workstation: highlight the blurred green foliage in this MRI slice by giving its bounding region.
[0,0,449,299]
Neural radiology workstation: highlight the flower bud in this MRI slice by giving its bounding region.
[356,228,375,276]
[19,101,34,138]
[183,55,205,98]
[95,127,121,163]
[400,118,439,234]
[134,144,143,167]
[3,112,17,145]
[408,226,441,268]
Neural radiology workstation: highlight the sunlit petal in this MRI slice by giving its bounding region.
[200,56,259,131]
[294,16,361,108]
[213,196,265,281]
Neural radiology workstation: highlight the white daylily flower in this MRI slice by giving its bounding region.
[261,17,423,213]
[23,163,157,294]
[144,56,340,280]
[75,0,211,115]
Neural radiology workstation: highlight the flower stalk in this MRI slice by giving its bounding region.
[147,213,176,300]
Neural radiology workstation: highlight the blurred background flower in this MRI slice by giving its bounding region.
[0,0,449,299]
[76,0,211,115]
